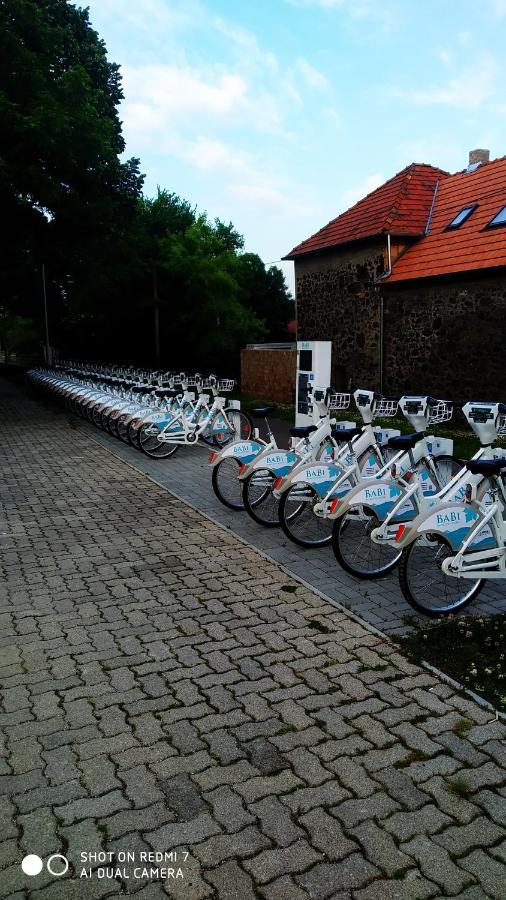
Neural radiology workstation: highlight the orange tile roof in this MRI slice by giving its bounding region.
[385,156,506,283]
[284,163,446,259]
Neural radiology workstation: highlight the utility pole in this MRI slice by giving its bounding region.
[42,263,51,365]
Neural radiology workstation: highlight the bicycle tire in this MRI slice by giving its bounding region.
[138,423,179,459]
[332,509,402,579]
[212,458,244,510]
[398,535,484,617]
[279,483,332,548]
[213,409,253,447]
[242,469,280,527]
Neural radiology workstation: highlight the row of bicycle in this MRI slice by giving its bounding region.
[28,366,252,456]
[208,388,506,617]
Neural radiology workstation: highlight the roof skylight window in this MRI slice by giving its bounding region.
[486,205,506,228]
[446,205,476,229]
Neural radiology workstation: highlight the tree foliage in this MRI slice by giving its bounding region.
[0,0,293,370]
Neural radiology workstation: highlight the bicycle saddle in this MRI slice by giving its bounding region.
[331,426,361,441]
[387,432,426,450]
[290,425,317,438]
[253,406,274,417]
[466,459,506,477]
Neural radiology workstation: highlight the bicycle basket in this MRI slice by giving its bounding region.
[428,400,453,425]
[374,398,398,418]
[498,414,506,435]
[328,392,351,410]
[218,379,235,392]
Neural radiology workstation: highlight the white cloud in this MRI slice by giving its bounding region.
[228,183,315,217]
[395,56,496,109]
[340,173,385,209]
[186,137,253,175]
[122,64,246,118]
[296,58,330,89]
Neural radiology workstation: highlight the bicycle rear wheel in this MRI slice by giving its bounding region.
[279,483,332,547]
[398,535,484,616]
[332,509,402,578]
[243,469,280,527]
[212,458,244,510]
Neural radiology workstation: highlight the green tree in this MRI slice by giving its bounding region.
[0,0,143,338]
[234,253,294,341]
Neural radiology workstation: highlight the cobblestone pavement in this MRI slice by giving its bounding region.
[1,378,505,900]
[77,409,505,637]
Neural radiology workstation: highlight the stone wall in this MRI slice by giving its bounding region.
[295,243,506,399]
[383,274,506,399]
[295,241,387,390]
[241,347,296,404]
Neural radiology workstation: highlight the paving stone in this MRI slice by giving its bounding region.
[80,755,121,794]
[383,806,452,842]
[375,767,430,811]
[331,793,400,829]
[434,816,504,857]
[193,825,271,865]
[459,850,506,900]
[145,812,221,850]
[435,733,488,767]
[283,779,350,814]
[392,722,440,757]
[204,785,255,833]
[104,801,176,839]
[251,795,304,847]
[472,789,506,826]
[55,789,130,825]
[296,854,380,897]
[300,807,359,860]
[206,860,257,900]
[354,872,439,899]
[258,875,309,900]
[330,757,378,797]
[421,775,480,825]
[457,762,505,792]
[120,764,164,808]
[285,747,329,785]
[159,774,208,821]
[241,737,288,775]
[352,820,415,878]
[242,838,322,884]
[194,760,258,791]
[236,770,302,804]
[401,835,474,895]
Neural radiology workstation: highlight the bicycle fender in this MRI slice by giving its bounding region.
[395,502,496,551]
[282,463,344,498]
[247,449,300,478]
[348,480,417,523]
[208,440,263,467]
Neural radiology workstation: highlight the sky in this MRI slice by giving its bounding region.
[79,0,506,293]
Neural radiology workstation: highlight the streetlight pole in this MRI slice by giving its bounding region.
[42,263,51,365]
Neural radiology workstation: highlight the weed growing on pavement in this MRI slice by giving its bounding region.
[307,619,331,633]
[445,775,474,800]
[452,717,474,737]
[396,613,506,713]
[281,584,297,593]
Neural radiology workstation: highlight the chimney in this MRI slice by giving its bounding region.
[468,148,490,166]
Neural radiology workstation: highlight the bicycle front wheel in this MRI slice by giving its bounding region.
[212,458,245,510]
[212,409,252,448]
[243,469,280,527]
[279,483,332,547]
[139,423,178,459]
[398,535,484,616]
[332,509,402,578]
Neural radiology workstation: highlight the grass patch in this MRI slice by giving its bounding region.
[396,613,506,714]
[96,823,109,843]
[452,717,474,738]
[445,775,474,800]
[281,584,297,593]
[307,619,331,634]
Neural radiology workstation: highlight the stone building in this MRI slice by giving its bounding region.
[284,151,506,399]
